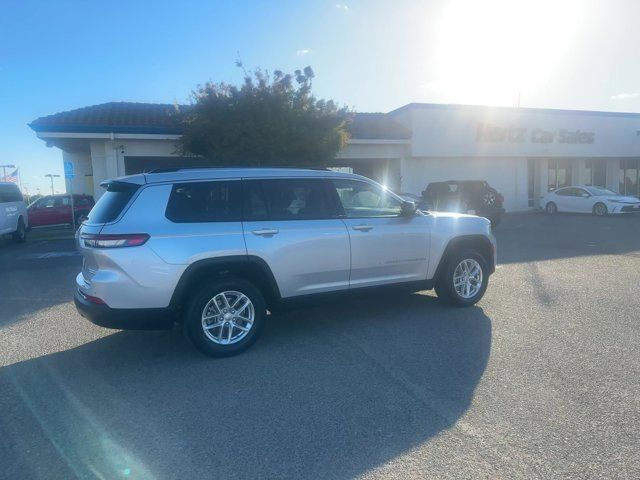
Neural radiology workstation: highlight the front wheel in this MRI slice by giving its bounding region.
[184,277,266,357]
[545,202,557,215]
[435,251,488,307]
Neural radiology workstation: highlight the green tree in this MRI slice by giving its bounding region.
[176,66,351,167]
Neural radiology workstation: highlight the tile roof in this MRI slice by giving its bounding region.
[29,102,185,135]
[29,102,412,140]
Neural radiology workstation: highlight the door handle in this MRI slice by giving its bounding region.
[352,224,373,232]
[251,228,279,236]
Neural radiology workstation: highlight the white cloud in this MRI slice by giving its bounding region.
[611,92,640,100]
[296,49,310,56]
[335,3,349,11]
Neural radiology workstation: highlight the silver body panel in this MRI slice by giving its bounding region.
[76,168,495,310]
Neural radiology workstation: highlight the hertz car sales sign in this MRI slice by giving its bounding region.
[476,123,595,145]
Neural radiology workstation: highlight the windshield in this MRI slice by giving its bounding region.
[586,186,618,196]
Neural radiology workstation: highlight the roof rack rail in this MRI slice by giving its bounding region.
[145,166,331,174]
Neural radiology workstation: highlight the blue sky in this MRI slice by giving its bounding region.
[2,0,640,194]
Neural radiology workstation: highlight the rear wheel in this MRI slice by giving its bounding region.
[435,250,488,307]
[184,277,266,357]
[593,202,608,216]
[12,217,26,243]
[545,202,557,215]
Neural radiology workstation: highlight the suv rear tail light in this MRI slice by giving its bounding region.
[81,233,150,248]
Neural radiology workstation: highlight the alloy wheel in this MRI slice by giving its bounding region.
[453,259,483,299]
[201,291,255,345]
[483,191,496,206]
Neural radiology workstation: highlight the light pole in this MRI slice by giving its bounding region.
[44,174,60,195]
[0,164,16,181]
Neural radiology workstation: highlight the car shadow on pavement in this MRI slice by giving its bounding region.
[1,292,491,479]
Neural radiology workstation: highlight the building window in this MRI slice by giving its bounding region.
[585,159,607,187]
[619,159,639,196]
[548,158,572,191]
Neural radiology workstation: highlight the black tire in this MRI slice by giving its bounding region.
[545,202,557,215]
[12,217,26,243]
[184,277,266,357]
[435,250,489,307]
[593,202,608,216]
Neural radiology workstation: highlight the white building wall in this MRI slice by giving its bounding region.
[61,150,92,196]
[90,142,107,199]
[392,105,640,159]
[87,139,180,199]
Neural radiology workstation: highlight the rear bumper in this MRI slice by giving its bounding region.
[74,289,175,330]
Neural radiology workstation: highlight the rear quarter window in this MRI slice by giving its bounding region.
[88,182,139,224]
[165,181,242,223]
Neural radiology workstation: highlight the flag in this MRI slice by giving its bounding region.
[2,168,19,183]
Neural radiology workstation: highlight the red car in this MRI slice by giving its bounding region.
[28,194,95,228]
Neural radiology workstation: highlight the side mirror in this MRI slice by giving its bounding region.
[401,200,417,216]
[582,193,590,198]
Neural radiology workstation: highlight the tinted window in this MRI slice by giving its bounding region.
[75,196,92,207]
[242,180,269,221]
[333,179,402,217]
[88,182,139,224]
[166,181,242,223]
[555,188,571,196]
[255,179,333,221]
[0,184,23,203]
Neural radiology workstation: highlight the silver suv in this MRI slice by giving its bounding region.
[75,168,496,356]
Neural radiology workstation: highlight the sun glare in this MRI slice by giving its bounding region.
[429,0,584,105]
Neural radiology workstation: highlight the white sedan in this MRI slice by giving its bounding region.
[543,186,640,216]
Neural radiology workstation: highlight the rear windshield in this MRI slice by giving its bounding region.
[0,184,23,203]
[87,182,138,224]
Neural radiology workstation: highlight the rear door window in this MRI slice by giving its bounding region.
[88,182,139,224]
[165,181,242,223]
[255,179,334,221]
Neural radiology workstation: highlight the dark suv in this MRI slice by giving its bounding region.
[422,180,505,227]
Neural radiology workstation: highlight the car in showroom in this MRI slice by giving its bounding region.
[543,186,640,216]
[28,194,95,228]
[421,180,505,227]
[74,168,496,357]
[0,182,28,242]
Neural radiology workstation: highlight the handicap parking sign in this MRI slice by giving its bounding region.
[64,161,75,179]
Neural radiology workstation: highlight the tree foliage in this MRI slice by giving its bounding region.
[176,65,351,167]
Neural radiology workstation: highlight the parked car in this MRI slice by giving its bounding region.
[543,186,640,215]
[74,168,496,357]
[28,194,95,228]
[399,192,431,212]
[0,182,28,242]
[421,180,505,227]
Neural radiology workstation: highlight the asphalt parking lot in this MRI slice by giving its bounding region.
[1,213,639,479]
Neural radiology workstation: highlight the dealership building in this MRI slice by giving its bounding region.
[30,102,640,211]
